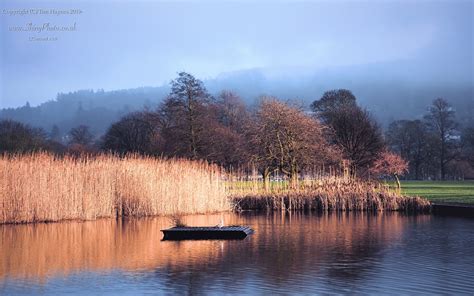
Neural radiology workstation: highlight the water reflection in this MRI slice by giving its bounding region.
[1,214,237,280]
[151,212,430,294]
[1,212,472,294]
[0,212,424,281]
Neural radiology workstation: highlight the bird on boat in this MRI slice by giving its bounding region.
[216,216,224,228]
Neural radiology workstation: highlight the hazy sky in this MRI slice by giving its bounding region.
[1,0,472,107]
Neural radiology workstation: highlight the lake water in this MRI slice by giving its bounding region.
[1,212,473,295]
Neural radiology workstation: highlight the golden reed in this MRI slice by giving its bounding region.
[229,177,431,212]
[0,153,228,224]
[0,153,430,224]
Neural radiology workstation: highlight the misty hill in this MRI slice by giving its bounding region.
[207,59,473,125]
[0,87,169,137]
[1,61,472,138]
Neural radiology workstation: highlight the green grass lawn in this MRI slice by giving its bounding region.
[393,181,474,204]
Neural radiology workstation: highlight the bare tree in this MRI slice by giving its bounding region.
[69,125,93,146]
[159,72,213,159]
[202,91,250,167]
[461,126,474,168]
[370,151,409,190]
[102,112,162,155]
[326,107,384,175]
[311,90,384,175]
[386,120,429,179]
[0,120,47,153]
[310,89,357,124]
[49,125,61,142]
[424,98,458,180]
[201,123,248,168]
[215,90,249,132]
[248,98,336,189]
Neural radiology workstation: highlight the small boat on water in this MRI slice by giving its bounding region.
[161,225,254,240]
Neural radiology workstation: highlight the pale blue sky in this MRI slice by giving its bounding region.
[1,0,473,107]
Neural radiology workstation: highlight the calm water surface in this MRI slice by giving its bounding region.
[1,212,473,295]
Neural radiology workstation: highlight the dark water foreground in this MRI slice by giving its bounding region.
[1,212,473,295]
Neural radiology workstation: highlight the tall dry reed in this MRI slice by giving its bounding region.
[0,153,430,224]
[0,153,228,224]
[229,176,431,212]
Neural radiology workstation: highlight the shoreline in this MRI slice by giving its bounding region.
[431,203,474,218]
[0,197,433,225]
[232,191,431,213]
[3,203,474,226]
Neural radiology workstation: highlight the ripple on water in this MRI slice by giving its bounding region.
[1,212,473,295]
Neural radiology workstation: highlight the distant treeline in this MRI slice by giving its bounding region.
[0,87,168,137]
[1,66,473,139]
[1,72,473,181]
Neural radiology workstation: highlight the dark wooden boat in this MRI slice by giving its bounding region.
[161,225,254,240]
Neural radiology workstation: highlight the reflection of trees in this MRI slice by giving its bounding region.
[324,214,389,281]
[0,212,430,293]
[247,213,418,283]
[152,212,430,294]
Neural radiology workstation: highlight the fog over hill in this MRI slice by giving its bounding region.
[1,58,472,137]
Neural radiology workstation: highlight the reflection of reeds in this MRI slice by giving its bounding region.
[0,153,228,224]
[0,212,431,282]
[170,214,187,227]
[0,214,236,281]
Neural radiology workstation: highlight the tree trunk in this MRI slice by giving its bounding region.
[440,138,446,180]
[394,174,401,193]
[263,168,270,192]
[290,169,299,190]
[441,162,446,181]
[414,163,420,180]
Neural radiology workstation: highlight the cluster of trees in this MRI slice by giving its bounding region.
[0,121,96,155]
[99,73,404,186]
[386,98,474,180]
[2,72,473,182]
[0,120,50,153]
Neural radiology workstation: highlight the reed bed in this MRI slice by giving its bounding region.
[0,153,228,224]
[0,153,430,224]
[230,177,431,212]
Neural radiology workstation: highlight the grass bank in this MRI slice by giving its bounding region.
[388,181,474,204]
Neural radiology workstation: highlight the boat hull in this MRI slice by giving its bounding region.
[161,226,254,240]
